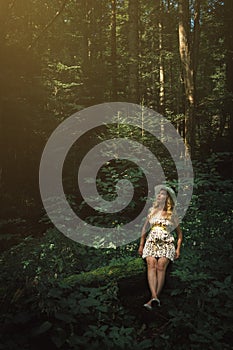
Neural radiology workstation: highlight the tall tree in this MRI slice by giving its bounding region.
[110,0,117,101]
[158,0,165,114]
[192,0,200,105]
[128,0,139,103]
[178,0,200,154]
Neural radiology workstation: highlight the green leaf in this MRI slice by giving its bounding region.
[51,327,67,348]
[136,339,153,349]
[54,312,75,323]
[31,321,52,337]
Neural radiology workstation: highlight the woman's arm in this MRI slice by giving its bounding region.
[138,217,149,256]
[175,224,183,259]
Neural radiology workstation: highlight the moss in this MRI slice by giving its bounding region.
[61,257,146,287]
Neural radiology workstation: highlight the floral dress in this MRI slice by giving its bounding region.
[142,213,176,261]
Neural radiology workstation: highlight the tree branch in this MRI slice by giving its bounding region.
[27,0,69,50]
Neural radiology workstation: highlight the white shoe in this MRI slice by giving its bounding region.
[151,298,161,307]
[143,302,152,311]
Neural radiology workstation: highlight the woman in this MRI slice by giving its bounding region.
[138,186,182,310]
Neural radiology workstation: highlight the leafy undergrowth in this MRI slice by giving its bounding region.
[0,172,233,349]
[1,233,232,349]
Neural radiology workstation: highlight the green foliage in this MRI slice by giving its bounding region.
[1,157,233,349]
[1,0,232,218]
[1,0,233,347]
[0,275,141,350]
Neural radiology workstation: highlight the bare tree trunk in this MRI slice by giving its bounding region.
[158,0,165,114]
[0,1,13,193]
[128,0,139,103]
[192,0,200,106]
[178,0,195,154]
[111,0,117,101]
[62,257,146,290]
[81,0,90,71]
[79,0,92,105]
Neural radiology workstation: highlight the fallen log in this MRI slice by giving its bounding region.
[60,257,175,296]
[61,257,147,291]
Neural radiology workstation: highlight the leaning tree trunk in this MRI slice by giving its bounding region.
[62,258,147,295]
[61,257,176,297]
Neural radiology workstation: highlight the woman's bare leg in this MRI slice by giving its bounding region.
[145,257,158,304]
[156,257,170,297]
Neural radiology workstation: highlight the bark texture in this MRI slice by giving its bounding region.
[178,0,200,154]
[128,0,139,103]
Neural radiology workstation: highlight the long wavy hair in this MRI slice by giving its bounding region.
[148,188,175,220]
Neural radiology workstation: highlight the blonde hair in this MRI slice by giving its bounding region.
[148,188,175,221]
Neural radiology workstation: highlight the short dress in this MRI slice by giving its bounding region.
[142,214,176,261]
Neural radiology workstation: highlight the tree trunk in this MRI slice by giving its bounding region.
[192,0,200,106]
[80,0,92,105]
[128,0,139,103]
[110,0,117,101]
[81,0,90,74]
[178,0,199,155]
[0,1,12,193]
[62,258,147,295]
[158,0,165,114]
[61,257,175,297]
